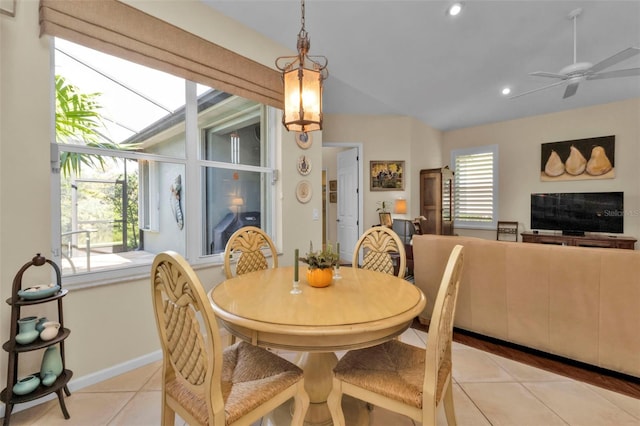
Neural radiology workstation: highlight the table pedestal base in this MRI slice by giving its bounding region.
[299,351,336,425]
[263,395,369,426]
[264,351,369,425]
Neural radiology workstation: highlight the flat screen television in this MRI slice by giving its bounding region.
[531,192,623,236]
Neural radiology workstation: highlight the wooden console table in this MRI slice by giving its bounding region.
[521,232,636,250]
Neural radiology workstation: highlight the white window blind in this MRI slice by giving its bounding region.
[452,145,498,229]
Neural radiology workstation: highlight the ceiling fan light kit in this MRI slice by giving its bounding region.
[510,7,640,100]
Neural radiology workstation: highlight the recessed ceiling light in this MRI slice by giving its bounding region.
[501,87,511,96]
[446,3,464,17]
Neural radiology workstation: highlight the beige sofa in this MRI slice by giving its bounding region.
[413,234,640,378]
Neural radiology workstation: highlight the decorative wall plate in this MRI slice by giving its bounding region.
[296,180,312,203]
[295,132,313,149]
[297,155,312,175]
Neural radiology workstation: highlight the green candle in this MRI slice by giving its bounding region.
[294,249,299,281]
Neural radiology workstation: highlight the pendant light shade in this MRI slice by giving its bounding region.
[276,0,328,133]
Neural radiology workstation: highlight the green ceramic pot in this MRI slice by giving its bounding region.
[15,316,39,345]
[41,372,57,387]
[36,317,49,332]
[40,346,63,382]
[12,375,40,395]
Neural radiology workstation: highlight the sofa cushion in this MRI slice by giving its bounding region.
[598,250,640,374]
[466,240,508,338]
[547,246,601,365]
[505,244,551,351]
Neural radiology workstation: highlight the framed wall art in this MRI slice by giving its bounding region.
[370,160,404,191]
[329,192,337,203]
[329,180,337,192]
[541,135,615,181]
[379,212,392,227]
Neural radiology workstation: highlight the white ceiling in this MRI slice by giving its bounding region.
[203,0,640,131]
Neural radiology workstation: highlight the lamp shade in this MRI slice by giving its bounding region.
[282,63,323,132]
[394,199,407,214]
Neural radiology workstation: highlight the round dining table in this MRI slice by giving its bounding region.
[209,265,426,425]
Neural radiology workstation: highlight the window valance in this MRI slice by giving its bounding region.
[39,0,283,109]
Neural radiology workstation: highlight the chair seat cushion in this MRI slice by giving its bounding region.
[333,340,450,408]
[167,341,303,424]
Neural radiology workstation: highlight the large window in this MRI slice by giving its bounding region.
[53,39,276,281]
[451,145,498,229]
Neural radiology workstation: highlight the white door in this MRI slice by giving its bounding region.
[337,148,359,262]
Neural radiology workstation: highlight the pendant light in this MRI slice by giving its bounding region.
[276,0,328,133]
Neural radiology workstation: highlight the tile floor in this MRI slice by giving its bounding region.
[4,327,640,425]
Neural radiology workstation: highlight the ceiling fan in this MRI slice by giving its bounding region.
[510,8,640,99]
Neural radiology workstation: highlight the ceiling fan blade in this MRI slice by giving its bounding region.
[587,68,640,80]
[563,81,580,98]
[529,71,568,79]
[589,47,640,73]
[509,80,567,99]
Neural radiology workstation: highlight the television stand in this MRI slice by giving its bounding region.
[522,232,636,250]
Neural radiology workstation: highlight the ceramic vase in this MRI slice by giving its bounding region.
[36,317,49,332]
[12,375,40,395]
[15,316,39,345]
[40,345,63,386]
[40,321,60,341]
[307,268,334,288]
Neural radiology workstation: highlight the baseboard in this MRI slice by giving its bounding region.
[412,318,640,385]
[451,328,640,384]
[0,350,162,419]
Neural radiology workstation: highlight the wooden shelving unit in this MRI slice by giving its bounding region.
[1,254,72,425]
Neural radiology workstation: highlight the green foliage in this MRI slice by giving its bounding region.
[112,167,139,250]
[299,241,339,270]
[376,201,390,213]
[55,75,139,177]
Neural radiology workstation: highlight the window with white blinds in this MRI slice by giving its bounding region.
[451,145,498,229]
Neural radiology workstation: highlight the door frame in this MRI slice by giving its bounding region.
[322,142,364,253]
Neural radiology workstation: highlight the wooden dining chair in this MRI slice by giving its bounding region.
[352,226,407,279]
[223,226,278,279]
[329,245,465,426]
[151,251,309,426]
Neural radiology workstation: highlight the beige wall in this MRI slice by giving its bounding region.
[1,0,59,383]
[323,114,443,228]
[443,98,640,241]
